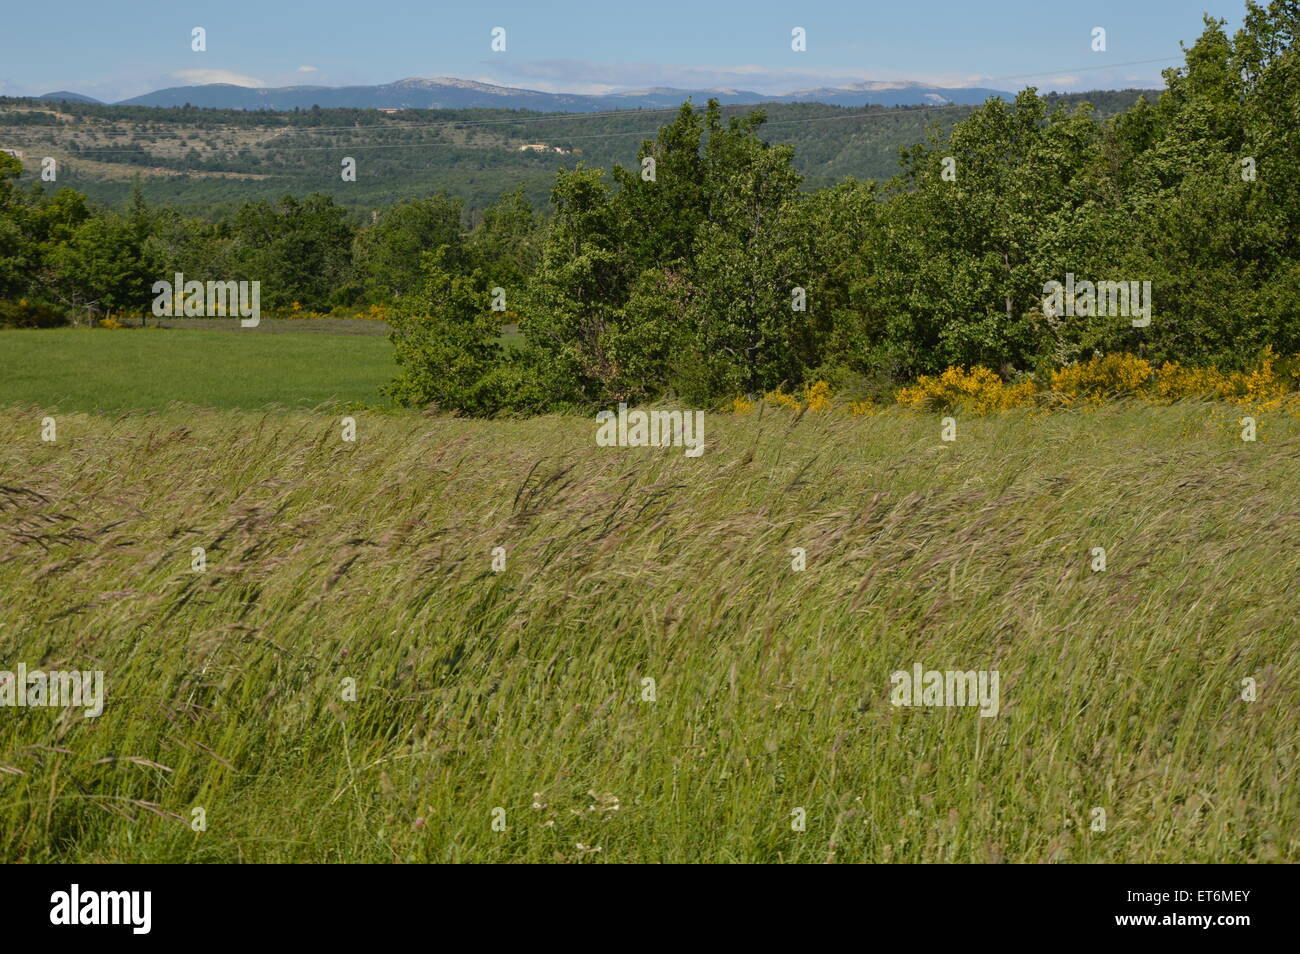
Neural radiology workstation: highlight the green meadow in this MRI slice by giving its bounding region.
[1,401,1295,862]
[0,326,397,411]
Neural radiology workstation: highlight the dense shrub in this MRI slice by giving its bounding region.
[0,298,67,328]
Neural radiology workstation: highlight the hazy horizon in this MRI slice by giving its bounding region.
[1,0,1243,103]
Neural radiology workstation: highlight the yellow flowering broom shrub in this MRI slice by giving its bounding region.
[734,351,1300,417]
[726,396,756,415]
[1239,347,1288,411]
[804,380,834,412]
[1050,349,1294,410]
[1049,354,1153,404]
[762,387,803,411]
[757,380,835,412]
[1151,361,1240,401]
[895,365,1037,413]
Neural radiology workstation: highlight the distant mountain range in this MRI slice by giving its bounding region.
[36,76,1012,112]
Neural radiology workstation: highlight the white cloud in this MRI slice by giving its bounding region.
[483,59,987,94]
[961,64,1169,93]
[297,65,318,73]
[169,69,265,88]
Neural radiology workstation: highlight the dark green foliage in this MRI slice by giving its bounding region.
[383,247,504,414]
[0,152,26,300]
[356,193,467,301]
[0,298,64,327]
[466,187,542,293]
[226,193,357,310]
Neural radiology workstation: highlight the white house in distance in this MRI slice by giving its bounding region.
[518,143,569,154]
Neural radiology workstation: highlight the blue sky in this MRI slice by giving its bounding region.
[0,0,1247,102]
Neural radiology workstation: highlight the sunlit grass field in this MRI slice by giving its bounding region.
[0,327,397,411]
[1,401,1295,862]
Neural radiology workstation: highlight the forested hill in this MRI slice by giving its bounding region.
[0,89,1152,217]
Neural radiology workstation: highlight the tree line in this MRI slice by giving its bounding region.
[0,165,542,323]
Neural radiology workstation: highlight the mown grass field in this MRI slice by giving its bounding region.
[1,401,1295,862]
[0,327,397,411]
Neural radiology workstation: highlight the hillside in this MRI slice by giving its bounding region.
[0,89,1153,216]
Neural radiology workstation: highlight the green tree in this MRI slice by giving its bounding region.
[229,193,356,310]
[467,186,541,293]
[383,247,503,413]
[0,152,26,299]
[44,209,160,323]
[356,193,466,302]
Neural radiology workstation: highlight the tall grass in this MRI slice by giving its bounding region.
[0,402,1295,862]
